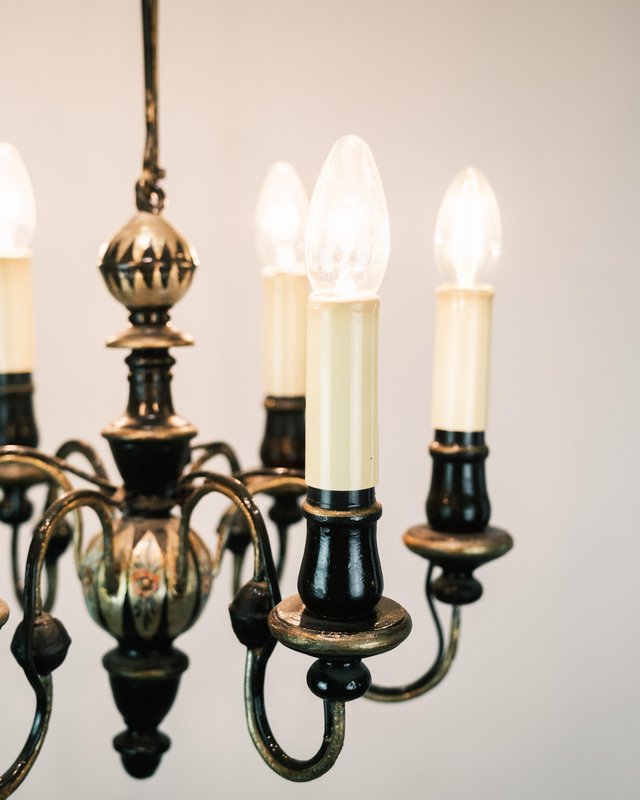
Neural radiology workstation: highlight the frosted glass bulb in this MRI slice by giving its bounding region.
[306,135,389,299]
[434,167,501,288]
[0,142,36,256]
[255,162,309,274]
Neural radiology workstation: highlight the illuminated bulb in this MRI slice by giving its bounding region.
[0,142,36,256]
[434,167,501,288]
[306,135,389,299]
[255,162,309,274]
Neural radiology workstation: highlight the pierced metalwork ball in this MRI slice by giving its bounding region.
[80,517,212,646]
[99,212,198,311]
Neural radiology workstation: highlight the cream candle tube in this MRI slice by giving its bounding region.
[262,270,308,397]
[431,285,493,432]
[0,255,35,373]
[306,296,379,491]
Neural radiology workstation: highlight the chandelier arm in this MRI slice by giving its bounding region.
[0,488,117,797]
[235,470,306,583]
[190,442,242,475]
[55,439,110,482]
[9,524,57,614]
[10,523,24,606]
[177,471,281,600]
[0,445,118,495]
[0,675,52,800]
[366,566,461,702]
[236,467,305,484]
[244,640,346,781]
[0,449,85,609]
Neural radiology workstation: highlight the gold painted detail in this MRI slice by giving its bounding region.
[99,211,198,311]
[269,595,412,659]
[403,524,513,563]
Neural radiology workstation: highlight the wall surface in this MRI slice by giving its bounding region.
[1,1,639,798]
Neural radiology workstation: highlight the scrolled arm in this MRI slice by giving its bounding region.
[178,470,346,780]
[366,565,461,703]
[0,486,118,798]
[190,441,242,475]
[245,641,345,782]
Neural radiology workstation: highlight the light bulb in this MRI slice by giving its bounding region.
[306,135,389,299]
[0,142,36,256]
[434,167,501,288]
[255,162,309,274]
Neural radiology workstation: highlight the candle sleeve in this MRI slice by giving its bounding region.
[306,296,379,491]
[0,255,35,373]
[262,271,308,397]
[431,286,493,432]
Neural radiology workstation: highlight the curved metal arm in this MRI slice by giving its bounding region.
[55,439,109,482]
[178,470,281,598]
[230,468,305,589]
[178,470,346,780]
[0,487,118,798]
[10,523,57,614]
[0,446,117,496]
[2,444,118,613]
[366,565,461,702]
[245,640,345,782]
[190,441,242,475]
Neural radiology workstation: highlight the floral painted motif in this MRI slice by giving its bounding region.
[128,532,166,639]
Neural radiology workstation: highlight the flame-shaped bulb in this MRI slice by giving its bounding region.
[0,142,36,256]
[255,162,309,275]
[434,167,501,288]
[306,135,389,299]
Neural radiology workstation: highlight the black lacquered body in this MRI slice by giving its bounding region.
[426,430,490,534]
[0,373,38,448]
[260,396,305,470]
[298,488,383,619]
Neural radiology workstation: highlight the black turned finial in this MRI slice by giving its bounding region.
[104,646,189,779]
[426,430,490,534]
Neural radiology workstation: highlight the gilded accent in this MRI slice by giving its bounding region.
[99,212,198,312]
[269,595,412,659]
[403,524,513,563]
[302,499,382,524]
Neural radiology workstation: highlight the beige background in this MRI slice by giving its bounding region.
[1,0,639,798]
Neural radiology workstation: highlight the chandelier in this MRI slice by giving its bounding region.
[0,0,512,792]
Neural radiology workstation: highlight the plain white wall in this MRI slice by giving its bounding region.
[1,0,639,798]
